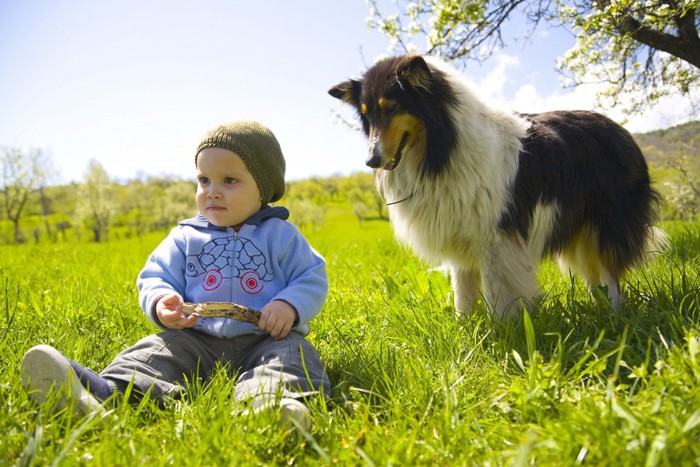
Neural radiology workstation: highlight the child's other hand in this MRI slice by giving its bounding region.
[258,300,297,340]
[156,294,198,329]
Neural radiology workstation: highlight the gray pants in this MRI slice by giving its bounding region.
[99,329,330,404]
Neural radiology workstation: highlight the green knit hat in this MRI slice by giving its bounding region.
[195,120,286,203]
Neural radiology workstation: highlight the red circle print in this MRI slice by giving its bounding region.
[240,271,264,294]
[203,269,223,291]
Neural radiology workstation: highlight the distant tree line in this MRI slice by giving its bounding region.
[0,146,388,244]
[0,146,196,244]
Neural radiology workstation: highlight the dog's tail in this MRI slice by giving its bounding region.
[644,226,670,260]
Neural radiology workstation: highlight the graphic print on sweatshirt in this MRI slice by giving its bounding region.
[185,237,273,294]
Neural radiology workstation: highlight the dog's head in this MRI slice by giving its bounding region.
[328,54,458,176]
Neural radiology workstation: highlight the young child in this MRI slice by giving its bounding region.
[22,120,330,431]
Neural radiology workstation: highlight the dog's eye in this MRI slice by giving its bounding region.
[383,102,398,114]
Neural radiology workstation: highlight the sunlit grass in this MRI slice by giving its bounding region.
[1,211,698,465]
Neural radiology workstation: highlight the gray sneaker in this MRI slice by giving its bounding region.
[21,345,105,416]
[279,398,312,433]
[252,397,313,434]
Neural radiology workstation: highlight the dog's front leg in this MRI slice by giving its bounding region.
[450,266,482,315]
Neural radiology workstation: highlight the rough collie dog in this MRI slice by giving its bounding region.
[329,54,666,317]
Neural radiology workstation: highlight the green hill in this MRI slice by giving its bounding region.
[634,120,700,163]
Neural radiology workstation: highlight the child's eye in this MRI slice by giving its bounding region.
[198,176,210,185]
[224,177,236,184]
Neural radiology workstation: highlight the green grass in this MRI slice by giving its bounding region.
[1,208,698,465]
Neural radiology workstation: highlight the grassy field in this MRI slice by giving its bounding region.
[1,204,699,465]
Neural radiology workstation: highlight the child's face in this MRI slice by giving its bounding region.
[195,148,262,228]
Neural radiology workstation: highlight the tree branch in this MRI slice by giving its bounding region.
[617,14,700,68]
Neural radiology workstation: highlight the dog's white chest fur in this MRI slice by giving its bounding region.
[376,101,528,269]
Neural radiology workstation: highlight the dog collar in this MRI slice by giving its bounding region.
[386,193,414,206]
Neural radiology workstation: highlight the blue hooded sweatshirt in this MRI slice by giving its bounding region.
[137,206,327,338]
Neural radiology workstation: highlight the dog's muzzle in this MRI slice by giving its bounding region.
[366,132,408,171]
[366,131,383,169]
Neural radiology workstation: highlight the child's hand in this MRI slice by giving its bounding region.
[156,294,198,329]
[258,300,298,340]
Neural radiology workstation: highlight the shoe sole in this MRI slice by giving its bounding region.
[21,345,104,416]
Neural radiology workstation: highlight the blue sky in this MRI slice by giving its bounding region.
[1,0,697,184]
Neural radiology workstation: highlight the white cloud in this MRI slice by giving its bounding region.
[475,53,698,134]
[511,84,544,110]
[622,95,698,133]
[476,54,521,99]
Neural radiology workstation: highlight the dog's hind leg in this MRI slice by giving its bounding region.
[603,270,624,309]
[557,227,626,310]
[482,236,540,317]
[586,269,624,310]
[450,266,482,315]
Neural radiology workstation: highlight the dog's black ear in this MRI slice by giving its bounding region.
[397,55,433,92]
[328,79,362,108]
